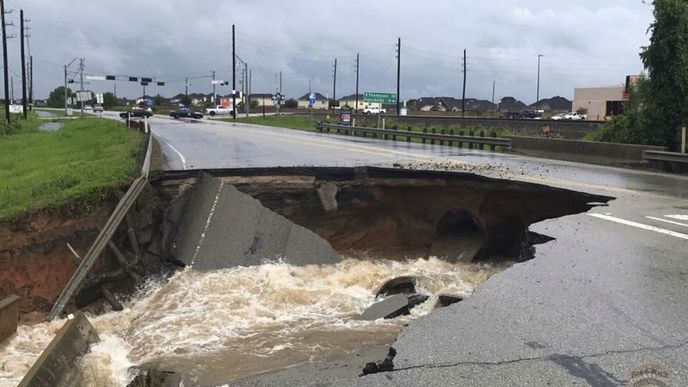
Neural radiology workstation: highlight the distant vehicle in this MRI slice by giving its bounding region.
[92,104,103,113]
[561,112,586,120]
[119,106,153,119]
[84,104,92,110]
[551,113,566,120]
[170,107,203,119]
[363,107,386,115]
[206,105,235,117]
[504,111,522,119]
[522,110,543,119]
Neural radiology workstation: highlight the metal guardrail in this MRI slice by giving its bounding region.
[48,124,153,320]
[643,150,688,164]
[317,123,512,150]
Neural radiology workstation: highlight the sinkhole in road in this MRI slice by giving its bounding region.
[0,167,613,386]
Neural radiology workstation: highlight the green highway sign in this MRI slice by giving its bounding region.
[364,92,396,104]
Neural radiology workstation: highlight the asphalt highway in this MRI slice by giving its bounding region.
[112,113,688,386]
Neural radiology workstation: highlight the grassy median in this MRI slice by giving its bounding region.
[0,117,142,220]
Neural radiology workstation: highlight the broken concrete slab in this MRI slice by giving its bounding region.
[0,295,20,343]
[375,276,416,298]
[19,311,99,387]
[361,294,410,321]
[127,368,182,387]
[437,294,464,308]
[171,173,341,270]
[316,182,339,213]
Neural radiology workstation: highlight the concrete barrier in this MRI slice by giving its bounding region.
[0,295,20,343]
[19,312,99,387]
[170,173,342,270]
[509,136,667,164]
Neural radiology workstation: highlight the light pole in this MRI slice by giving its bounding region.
[63,57,79,116]
[536,54,543,109]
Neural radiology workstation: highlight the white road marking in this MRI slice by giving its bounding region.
[645,216,688,228]
[666,215,688,221]
[153,131,187,170]
[589,213,688,240]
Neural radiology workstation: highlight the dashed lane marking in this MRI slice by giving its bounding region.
[645,216,688,228]
[589,213,688,240]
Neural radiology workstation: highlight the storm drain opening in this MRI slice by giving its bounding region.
[0,167,613,386]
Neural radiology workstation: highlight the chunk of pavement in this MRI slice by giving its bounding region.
[437,294,464,308]
[375,276,416,298]
[127,368,182,387]
[361,294,410,321]
[19,311,99,387]
[171,173,341,270]
[316,182,339,213]
[407,294,430,309]
[361,347,397,375]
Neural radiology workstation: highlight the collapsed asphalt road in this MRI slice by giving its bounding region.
[110,112,688,385]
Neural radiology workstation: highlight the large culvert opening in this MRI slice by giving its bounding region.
[429,209,484,262]
[0,167,614,386]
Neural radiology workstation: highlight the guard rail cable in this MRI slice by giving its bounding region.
[48,125,153,320]
[317,123,512,149]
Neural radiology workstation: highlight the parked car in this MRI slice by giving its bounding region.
[170,107,203,119]
[504,111,523,119]
[205,105,235,117]
[522,110,543,119]
[119,106,153,119]
[363,107,386,115]
[92,104,103,113]
[561,112,586,120]
[84,104,92,111]
[551,113,566,120]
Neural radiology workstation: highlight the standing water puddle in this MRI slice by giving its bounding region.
[0,257,505,386]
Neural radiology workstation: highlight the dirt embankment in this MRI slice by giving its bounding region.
[0,205,113,321]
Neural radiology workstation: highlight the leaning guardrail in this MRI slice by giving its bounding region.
[317,122,511,150]
[643,150,688,173]
[48,122,152,320]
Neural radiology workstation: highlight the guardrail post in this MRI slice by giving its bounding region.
[468,130,474,149]
[440,129,446,146]
[490,131,497,151]
[407,127,412,142]
[480,130,485,150]
[448,129,454,146]
[422,128,427,144]
[392,125,397,141]
[458,130,464,148]
[431,128,436,145]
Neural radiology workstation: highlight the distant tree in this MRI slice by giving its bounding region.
[250,99,259,109]
[46,86,75,108]
[640,0,688,149]
[576,107,588,115]
[153,94,165,106]
[102,92,116,109]
[284,98,298,108]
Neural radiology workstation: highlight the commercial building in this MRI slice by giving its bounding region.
[572,76,638,121]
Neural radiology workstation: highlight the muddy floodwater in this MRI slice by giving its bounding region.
[0,256,505,386]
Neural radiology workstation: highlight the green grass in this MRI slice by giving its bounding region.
[0,117,143,220]
[225,115,320,131]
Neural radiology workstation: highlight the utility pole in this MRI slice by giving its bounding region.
[536,54,543,108]
[355,53,360,113]
[19,9,26,118]
[212,69,216,105]
[28,55,32,104]
[279,71,282,94]
[10,76,12,102]
[0,0,10,124]
[245,62,249,118]
[332,58,337,108]
[492,80,496,112]
[232,24,236,120]
[185,76,188,105]
[79,58,84,115]
[461,49,467,118]
[114,83,117,99]
[249,69,252,114]
[396,38,401,116]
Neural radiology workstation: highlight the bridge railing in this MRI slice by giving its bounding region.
[317,122,511,151]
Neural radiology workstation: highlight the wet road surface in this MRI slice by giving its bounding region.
[112,113,688,385]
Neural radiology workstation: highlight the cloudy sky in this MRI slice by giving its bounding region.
[15,0,653,103]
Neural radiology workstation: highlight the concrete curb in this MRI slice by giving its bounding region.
[19,311,99,387]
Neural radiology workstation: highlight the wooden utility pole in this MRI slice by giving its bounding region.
[0,0,9,124]
[396,38,401,116]
[461,49,466,118]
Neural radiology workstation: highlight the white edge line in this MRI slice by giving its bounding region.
[589,213,688,240]
[153,132,187,170]
[666,215,688,221]
[645,216,688,228]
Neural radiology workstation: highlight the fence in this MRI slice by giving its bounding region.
[317,123,512,150]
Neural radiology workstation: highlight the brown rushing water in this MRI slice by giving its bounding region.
[0,257,505,386]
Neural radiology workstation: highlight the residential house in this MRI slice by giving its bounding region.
[297,92,329,110]
[337,94,381,111]
[530,96,572,112]
[497,97,528,113]
[250,93,274,108]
